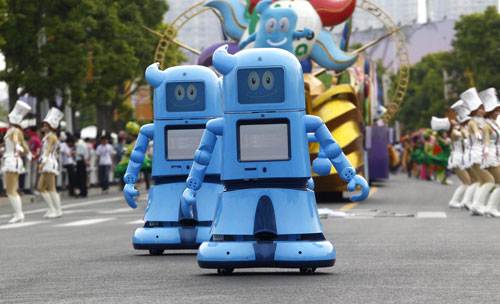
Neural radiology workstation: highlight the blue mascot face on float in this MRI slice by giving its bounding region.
[237,67,285,104]
[165,81,206,112]
[254,1,298,53]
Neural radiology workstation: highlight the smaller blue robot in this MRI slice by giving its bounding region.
[181,45,369,273]
[123,63,223,255]
[238,0,312,52]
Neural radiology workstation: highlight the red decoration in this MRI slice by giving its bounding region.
[309,0,356,26]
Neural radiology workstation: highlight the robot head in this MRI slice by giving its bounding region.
[255,0,298,50]
[145,63,222,119]
[213,45,305,113]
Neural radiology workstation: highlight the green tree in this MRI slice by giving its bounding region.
[0,0,7,45]
[451,6,500,92]
[82,0,185,132]
[392,52,456,131]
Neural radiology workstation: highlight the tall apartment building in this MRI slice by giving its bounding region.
[426,0,498,22]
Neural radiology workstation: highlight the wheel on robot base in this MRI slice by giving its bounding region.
[217,268,234,275]
[149,249,165,256]
[299,267,317,274]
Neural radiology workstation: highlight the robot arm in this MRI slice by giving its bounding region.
[238,32,256,50]
[308,133,332,176]
[123,124,154,208]
[293,28,313,40]
[181,118,223,219]
[306,115,369,202]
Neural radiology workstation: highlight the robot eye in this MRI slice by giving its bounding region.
[278,17,289,33]
[262,71,274,90]
[265,18,277,34]
[186,84,197,101]
[247,71,260,91]
[174,84,185,101]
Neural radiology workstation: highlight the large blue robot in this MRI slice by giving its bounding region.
[123,63,223,255]
[181,45,369,273]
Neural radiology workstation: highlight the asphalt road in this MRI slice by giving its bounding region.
[1,174,500,304]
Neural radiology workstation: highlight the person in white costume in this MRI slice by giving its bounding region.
[37,107,64,218]
[1,101,32,223]
[431,116,470,208]
[478,88,500,217]
[451,101,480,210]
[461,88,496,215]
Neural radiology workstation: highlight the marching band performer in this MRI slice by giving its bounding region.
[37,107,64,219]
[461,88,495,215]
[1,101,32,223]
[431,116,470,208]
[451,101,480,209]
[478,88,500,217]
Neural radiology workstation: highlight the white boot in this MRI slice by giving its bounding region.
[41,192,57,218]
[49,192,63,218]
[7,195,25,224]
[484,187,500,217]
[449,185,466,208]
[461,183,478,210]
[470,183,495,216]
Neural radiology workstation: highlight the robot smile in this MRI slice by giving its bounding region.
[266,38,287,47]
[246,89,278,98]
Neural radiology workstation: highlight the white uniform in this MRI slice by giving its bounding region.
[468,117,485,166]
[1,127,25,174]
[40,132,59,175]
[483,118,500,168]
[448,129,464,170]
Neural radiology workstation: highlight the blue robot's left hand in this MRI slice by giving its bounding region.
[346,175,369,202]
[181,188,196,219]
[124,184,139,209]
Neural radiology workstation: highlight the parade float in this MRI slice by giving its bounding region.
[147,0,410,196]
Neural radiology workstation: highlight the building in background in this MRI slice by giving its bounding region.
[426,0,499,22]
[349,0,419,31]
[164,1,223,65]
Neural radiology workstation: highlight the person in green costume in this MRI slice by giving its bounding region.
[114,122,152,188]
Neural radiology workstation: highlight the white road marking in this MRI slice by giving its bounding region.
[97,207,134,214]
[0,196,124,219]
[0,221,45,230]
[416,211,447,218]
[55,217,115,227]
[127,219,145,225]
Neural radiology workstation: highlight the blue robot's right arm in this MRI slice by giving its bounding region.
[181,118,224,218]
[123,124,154,208]
[238,32,256,50]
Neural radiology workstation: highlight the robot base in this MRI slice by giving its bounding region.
[132,224,211,252]
[197,240,335,270]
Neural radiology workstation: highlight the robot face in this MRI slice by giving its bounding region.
[165,81,205,112]
[237,67,285,104]
[258,6,298,48]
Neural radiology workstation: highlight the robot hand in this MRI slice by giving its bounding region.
[304,27,314,39]
[124,184,138,209]
[181,188,196,219]
[346,175,370,202]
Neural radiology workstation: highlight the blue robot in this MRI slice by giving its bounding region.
[123,63,223,255]
[238,0,313,53]
[181,45,369,273]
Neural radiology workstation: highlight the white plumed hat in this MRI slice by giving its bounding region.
[43,107,64,129]
[8,100,32,125]
[431,116,450,132]
[479,88,499,113]
[451,100,471,123]
[460,87,483,112]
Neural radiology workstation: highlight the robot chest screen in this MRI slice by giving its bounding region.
[237,119,290,162]
[165,125,205,160]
